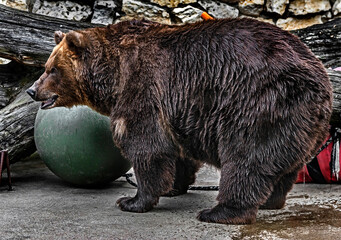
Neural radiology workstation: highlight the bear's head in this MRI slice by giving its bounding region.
[26,30,88,109]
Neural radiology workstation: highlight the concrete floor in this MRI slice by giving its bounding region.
[0,155,340,240]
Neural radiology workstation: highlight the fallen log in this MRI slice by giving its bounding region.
[0,62,42,164]
[0,62,42,108]
[0,5,340,66]
[0,86,40,165]
[329,69,341,126]
[0,5,96,66]
[292,20,341,67]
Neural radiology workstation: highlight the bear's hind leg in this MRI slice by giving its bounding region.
[163,158,202,197]
[197,161,272,224]
[260,166,302,209]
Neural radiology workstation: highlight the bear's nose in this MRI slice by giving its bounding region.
[26,88,37,100]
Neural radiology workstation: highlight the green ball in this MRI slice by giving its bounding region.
[34,106,131,187]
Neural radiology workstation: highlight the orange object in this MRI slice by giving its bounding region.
[201,12,214,21]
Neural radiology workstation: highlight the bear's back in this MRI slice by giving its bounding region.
[154,18,331,164]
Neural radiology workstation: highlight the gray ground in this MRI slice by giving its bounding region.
[0,154,340,240]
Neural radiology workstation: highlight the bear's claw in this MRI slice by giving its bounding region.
[116,196,156,213]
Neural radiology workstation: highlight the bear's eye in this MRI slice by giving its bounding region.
[50,67,57,74]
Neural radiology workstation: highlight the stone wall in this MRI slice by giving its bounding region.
[0,0,340,30]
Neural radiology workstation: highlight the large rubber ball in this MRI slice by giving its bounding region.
[34,106,131,187]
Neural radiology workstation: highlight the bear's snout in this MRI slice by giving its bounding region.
[26,87,37,100]
[26,82,59,109]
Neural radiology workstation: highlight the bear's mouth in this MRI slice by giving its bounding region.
[41,95,58,109]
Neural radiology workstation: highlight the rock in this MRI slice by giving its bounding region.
[91,0,118,25]
[32,0,92,22]
[322,11,333,21]
[276,15,323,31]
[333,0,341,16]
[256,17,275,25]
[198,0,239,18]
[0,0,28,11]
[289,0,331,16]
[172,5,202,23]
[26,0,36,12]
[219,0,239,4]
[266,0,289,16]
[94,0,118,9]
[238,0,264,17]
[240,15,275,25]
[0,57,11,65]
[122,0,171,24]
[150,0,196,8]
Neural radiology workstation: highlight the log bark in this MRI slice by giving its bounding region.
[329,69,341,126]
[0,86,40,164]
[0,4,340,164]
[0,62,42,108]
[0,62,42,164]
[0,5,97,66]
[292,20,341,67]
[0,4,340,66]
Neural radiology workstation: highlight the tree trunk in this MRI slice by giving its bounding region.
[0,5,96,66]
[0,4,340,164]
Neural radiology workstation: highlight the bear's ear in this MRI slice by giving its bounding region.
[65,31,86,55]
[54,31,65,45]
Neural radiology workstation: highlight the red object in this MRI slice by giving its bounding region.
[296,134,341,183]
[296,165,313,183]
[201,12,214,21]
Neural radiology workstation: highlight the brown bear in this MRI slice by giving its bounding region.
[27,18,332,224]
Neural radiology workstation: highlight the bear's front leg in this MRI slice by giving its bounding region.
[113,116,177,213]
[116,152,176,213]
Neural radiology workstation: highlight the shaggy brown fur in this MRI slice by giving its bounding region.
[27,18,332,224]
